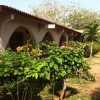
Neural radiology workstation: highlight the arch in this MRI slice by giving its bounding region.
[42,32,54,42]
[59,33,66,46]
[7,26,35,50]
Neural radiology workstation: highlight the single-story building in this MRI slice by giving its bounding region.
[0,5,81,50]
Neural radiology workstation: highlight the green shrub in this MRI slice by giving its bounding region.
[84,42,100,57]
[0,42,93,98]
[92,42,100,55]
[84,44,91,57]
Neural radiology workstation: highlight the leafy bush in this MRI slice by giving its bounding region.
[0,42,92,98]
[92,42,100,55]
[38,42,90,79]
[84,42,100,57]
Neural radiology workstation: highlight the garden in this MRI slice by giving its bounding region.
[0,41,96,100]
[1,1,100,100]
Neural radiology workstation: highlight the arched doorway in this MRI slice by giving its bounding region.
[42,32,53,42]
[59,34,66,46]
[8,27,34,50]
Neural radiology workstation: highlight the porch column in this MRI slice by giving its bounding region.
[0,38,4,51]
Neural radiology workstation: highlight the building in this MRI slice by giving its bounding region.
[0,5,81,50]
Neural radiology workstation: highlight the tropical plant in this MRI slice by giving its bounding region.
[83,21,100,57]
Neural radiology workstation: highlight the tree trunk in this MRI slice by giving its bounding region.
[90,41,93,58]
[59,79,66,100]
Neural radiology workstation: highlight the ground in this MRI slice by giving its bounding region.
[67,52,100,100]
[52,52,100,100]
[1,48,100,100]
[88,52,100,93]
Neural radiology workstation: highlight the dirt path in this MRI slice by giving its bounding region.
[54,53,100,100]
[88,52,100,94]
[79,52,100,94]
[68,52,100,96]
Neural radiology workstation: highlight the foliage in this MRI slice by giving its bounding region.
[67,9,100,30]
[92,42,100,55]
[83,21,100,57]
[32,0,65,23]
[83,21,100,41]
[32,0,78,26]
[39,42,90,79]
[32,1,100,31]
[83,41,100,57]
[0,42,92,98]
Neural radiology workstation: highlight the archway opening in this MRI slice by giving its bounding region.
[59,34,66,46]
[8,27,33,51]
[42,32,53,42]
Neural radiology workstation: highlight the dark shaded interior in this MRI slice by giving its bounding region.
[8,27,33,51]
[42,32,53,42]
[59,34,66,46]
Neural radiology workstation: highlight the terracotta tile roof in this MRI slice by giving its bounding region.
[0,5,81,34]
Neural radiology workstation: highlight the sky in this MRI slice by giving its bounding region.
[0,0,100,13]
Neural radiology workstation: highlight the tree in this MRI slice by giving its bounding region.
[32,0,72,26]
[84,21,100,57]
[67,9,100,30]
[32,0,100,31]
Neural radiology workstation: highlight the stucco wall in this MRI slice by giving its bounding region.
[0,13,69,50]
[0,14,6,50]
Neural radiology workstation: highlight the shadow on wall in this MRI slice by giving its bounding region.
[7,27,34,51]
[91,88,100,100]
[59,34,66,46]
[42,32,53,42]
